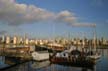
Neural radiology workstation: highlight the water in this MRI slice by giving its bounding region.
[96,49,108,71]
[0,49,108,71]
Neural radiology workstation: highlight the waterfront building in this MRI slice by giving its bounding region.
[39,40,44,45]
[0,37,2,43]
[1,35,6,43]
[18,37,24,44]
[103,39,107,45]
[25,38,29,45]
[29,39,35,45]
[6,36,10,44]
[35,40,38,45]
[13,36,17,44]
[73,40,77,45]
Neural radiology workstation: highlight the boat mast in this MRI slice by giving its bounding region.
[68,23,96,52]
[93,25,96,52]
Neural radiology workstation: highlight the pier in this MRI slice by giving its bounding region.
[0,47,32,60]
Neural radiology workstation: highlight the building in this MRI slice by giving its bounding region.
[6,36,10,44]
[13,36,17,44]
[1,35,6,43]
[25,38,29,45]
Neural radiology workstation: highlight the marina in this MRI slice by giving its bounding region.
[0,48,108,71]
[0,0,108,71]
[0,23,105,71]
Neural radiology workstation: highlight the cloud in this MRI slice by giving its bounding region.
[0,0,76,26]
[67,23,96,27]
[55,10,76,23]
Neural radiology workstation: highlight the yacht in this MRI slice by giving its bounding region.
[31,45,50,61]
[32,51,49,61]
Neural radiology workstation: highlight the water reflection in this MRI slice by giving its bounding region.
[0,57,9,69]
[0,57,95,71]
[0,49,108,71]
[31,60,50,69]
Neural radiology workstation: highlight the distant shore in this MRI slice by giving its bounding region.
[0,43,108,49]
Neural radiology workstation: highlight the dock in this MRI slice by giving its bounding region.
[0,47,32,60]
[0,56,30,71]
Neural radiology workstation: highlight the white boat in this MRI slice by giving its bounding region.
[87,53,101,60]
[88,55,101,60]
[32,51,50,61]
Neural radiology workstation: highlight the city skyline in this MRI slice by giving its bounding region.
[0,0,108,39]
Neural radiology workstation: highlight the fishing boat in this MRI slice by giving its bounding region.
[50,48,96,67]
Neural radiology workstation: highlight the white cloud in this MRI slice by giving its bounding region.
[55,10,76,23]
[68,23,96,27]
[0,0,76,25]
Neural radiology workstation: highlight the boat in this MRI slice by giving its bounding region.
[32,51,49,61]
[87,54,101,60]
[31,45,50,61]
[47,43,65,52]
[87,51,101,60]
[88,25,101,60]
[50,48,96,67]
[34,45,54,53]
[50,57,95,68]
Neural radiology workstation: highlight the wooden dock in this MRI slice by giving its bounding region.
[0,47,32,60]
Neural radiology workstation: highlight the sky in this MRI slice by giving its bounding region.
[0,0,108,39]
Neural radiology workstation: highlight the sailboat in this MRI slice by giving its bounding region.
[87,28,101,60]
[87,52,101,60]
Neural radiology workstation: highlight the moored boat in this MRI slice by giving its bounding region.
[50,56,95,67]
[31,45,50,61]
[49,48,96,67]
[32,51,49,61]
[87,51,101,60]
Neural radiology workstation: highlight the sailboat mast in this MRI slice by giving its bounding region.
[93,25,96,52]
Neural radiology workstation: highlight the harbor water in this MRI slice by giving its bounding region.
[0,49,108,71]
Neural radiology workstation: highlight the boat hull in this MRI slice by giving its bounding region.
[87,55,101,60]
[50,57,96,67]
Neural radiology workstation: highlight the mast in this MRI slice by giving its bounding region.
[93,25,97,52]
[68,23,96,52]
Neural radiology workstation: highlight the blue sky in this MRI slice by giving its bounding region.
[0,0,108,39]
